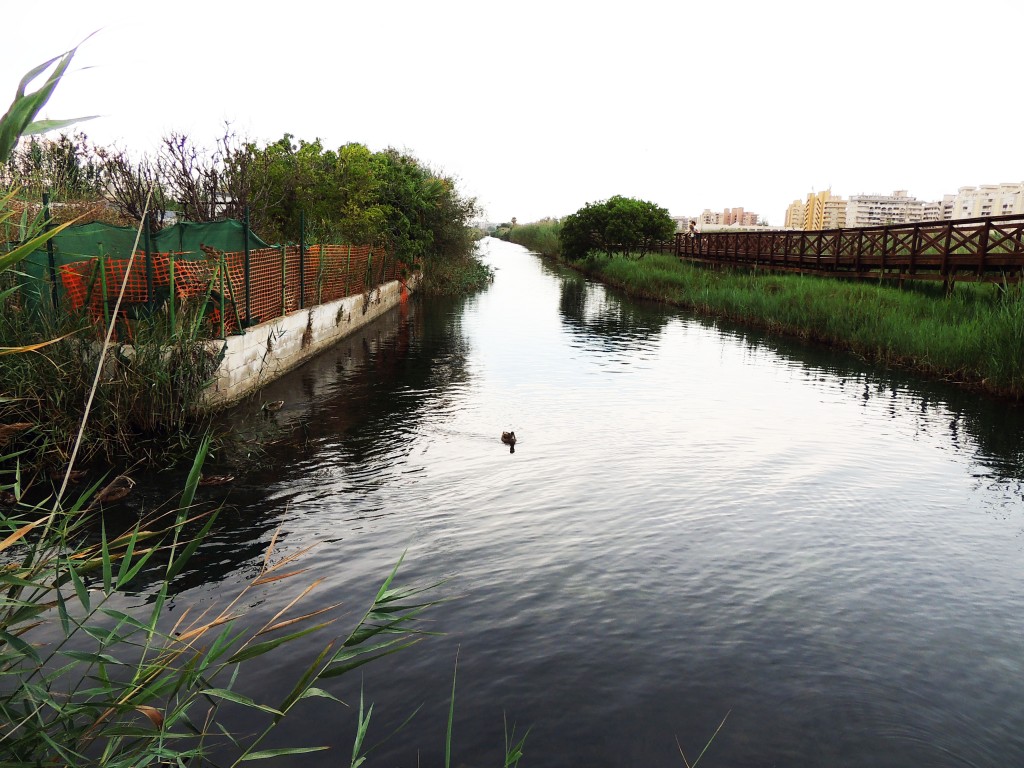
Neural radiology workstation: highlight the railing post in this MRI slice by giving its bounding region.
[978,218,991,277]
[909,224,921,277]
[940,220,954,288]
[879,228,889,281]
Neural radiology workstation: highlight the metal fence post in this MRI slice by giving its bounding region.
[42,191,58,310]
[144,213,155,313]
[243,206,251,326]
[98,247,109,330]
[345,244,352,296]
[299,210,306,309]
[168,253,176,334]
[280,244,287,317]
[219,254,226,339]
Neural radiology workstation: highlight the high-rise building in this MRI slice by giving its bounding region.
[844,190,931,228]
[784,190,837,230]
[696,207,761,228]
[951,183,1024,219]
[784,199,804,229]
[822,198,847,229]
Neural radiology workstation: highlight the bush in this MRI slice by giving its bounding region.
[559,196,674,261]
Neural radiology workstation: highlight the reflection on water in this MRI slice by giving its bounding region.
[129,238,1024,766]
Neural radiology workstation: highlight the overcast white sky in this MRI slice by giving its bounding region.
[2,0,1021,226]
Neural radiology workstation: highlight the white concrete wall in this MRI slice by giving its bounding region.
[202,277,417,408]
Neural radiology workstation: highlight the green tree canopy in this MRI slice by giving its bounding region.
[559,195,675,260]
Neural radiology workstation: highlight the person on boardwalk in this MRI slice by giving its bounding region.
[687,220,700,253]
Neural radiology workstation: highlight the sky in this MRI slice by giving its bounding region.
[2,0,1021,226]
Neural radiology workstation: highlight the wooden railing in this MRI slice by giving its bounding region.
[667,214,1024,284]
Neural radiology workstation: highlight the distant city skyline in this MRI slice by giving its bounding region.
[2,0,1021,228]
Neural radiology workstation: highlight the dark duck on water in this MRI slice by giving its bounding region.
[501,431,516,454]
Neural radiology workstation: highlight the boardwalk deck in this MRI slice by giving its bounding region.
[666,214,1024,284]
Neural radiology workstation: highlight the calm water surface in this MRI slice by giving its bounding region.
[178,238,1024,766]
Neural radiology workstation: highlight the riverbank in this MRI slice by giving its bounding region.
[501,222,1024,398]
[575,252,1024,398]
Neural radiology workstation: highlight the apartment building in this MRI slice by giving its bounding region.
[686,207,761,229]
[822,198,848,229]
[951,183,1024,219]
[844,190,931,228]
[784,190,837,230]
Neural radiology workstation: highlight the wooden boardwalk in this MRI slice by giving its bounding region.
[667,213,1024,284]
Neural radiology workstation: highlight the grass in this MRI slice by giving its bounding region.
[505,220,561,257]
[0,41,526,768]
[420,246,494,295]
[0,290,221,473]
[567,251,1024,398]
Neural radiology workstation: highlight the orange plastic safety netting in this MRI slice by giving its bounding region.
[59,245,406,339]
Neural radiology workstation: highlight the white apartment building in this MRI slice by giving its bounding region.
[844,190,931,228]
[951,183,1024,219]
[822,198,847,229]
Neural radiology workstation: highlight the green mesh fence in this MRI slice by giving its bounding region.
[10,218,410,341]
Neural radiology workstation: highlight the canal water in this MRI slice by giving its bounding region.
[182,237,1024,766]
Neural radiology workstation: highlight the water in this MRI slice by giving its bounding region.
[167,238,1024,766]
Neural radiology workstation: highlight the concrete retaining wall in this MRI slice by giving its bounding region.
[202,276,417,408]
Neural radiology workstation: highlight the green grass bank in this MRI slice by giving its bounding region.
[501,214,1024,398]
[572,251,1024,398]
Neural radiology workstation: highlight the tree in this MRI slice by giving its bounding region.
[558,195,675,260]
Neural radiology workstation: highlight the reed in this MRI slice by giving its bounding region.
[506,219,561,257]
[576,252,1024,397]
[0,42,515,768]
[0,438,446,766]
[0,292,221,471]
[420,247,494,295]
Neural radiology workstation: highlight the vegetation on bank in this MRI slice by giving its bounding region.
[503,218,561,257]
[571,251,1024,398]
[499,206,1024,397]
[2,43,522,768]
[559,196,675,260]
[2,60,491,472]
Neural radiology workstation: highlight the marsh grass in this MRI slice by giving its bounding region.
[577,252,1024,397]
[0,438,447,766]
[0,294,221,471]
[420,247,493,295]
[0,41,513,768]
[506,220,561,257]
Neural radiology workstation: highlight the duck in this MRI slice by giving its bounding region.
[50,468,88,485]
[262,400,285,413]
[501,431,516,454]
[90,475,136,508]
[199,474,235,487]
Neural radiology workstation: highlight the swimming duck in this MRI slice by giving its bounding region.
[199,474,235,486]
[262,400,285,413]
[50,468,88,484]
[91,475,135,508]
[501,431,516,454]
